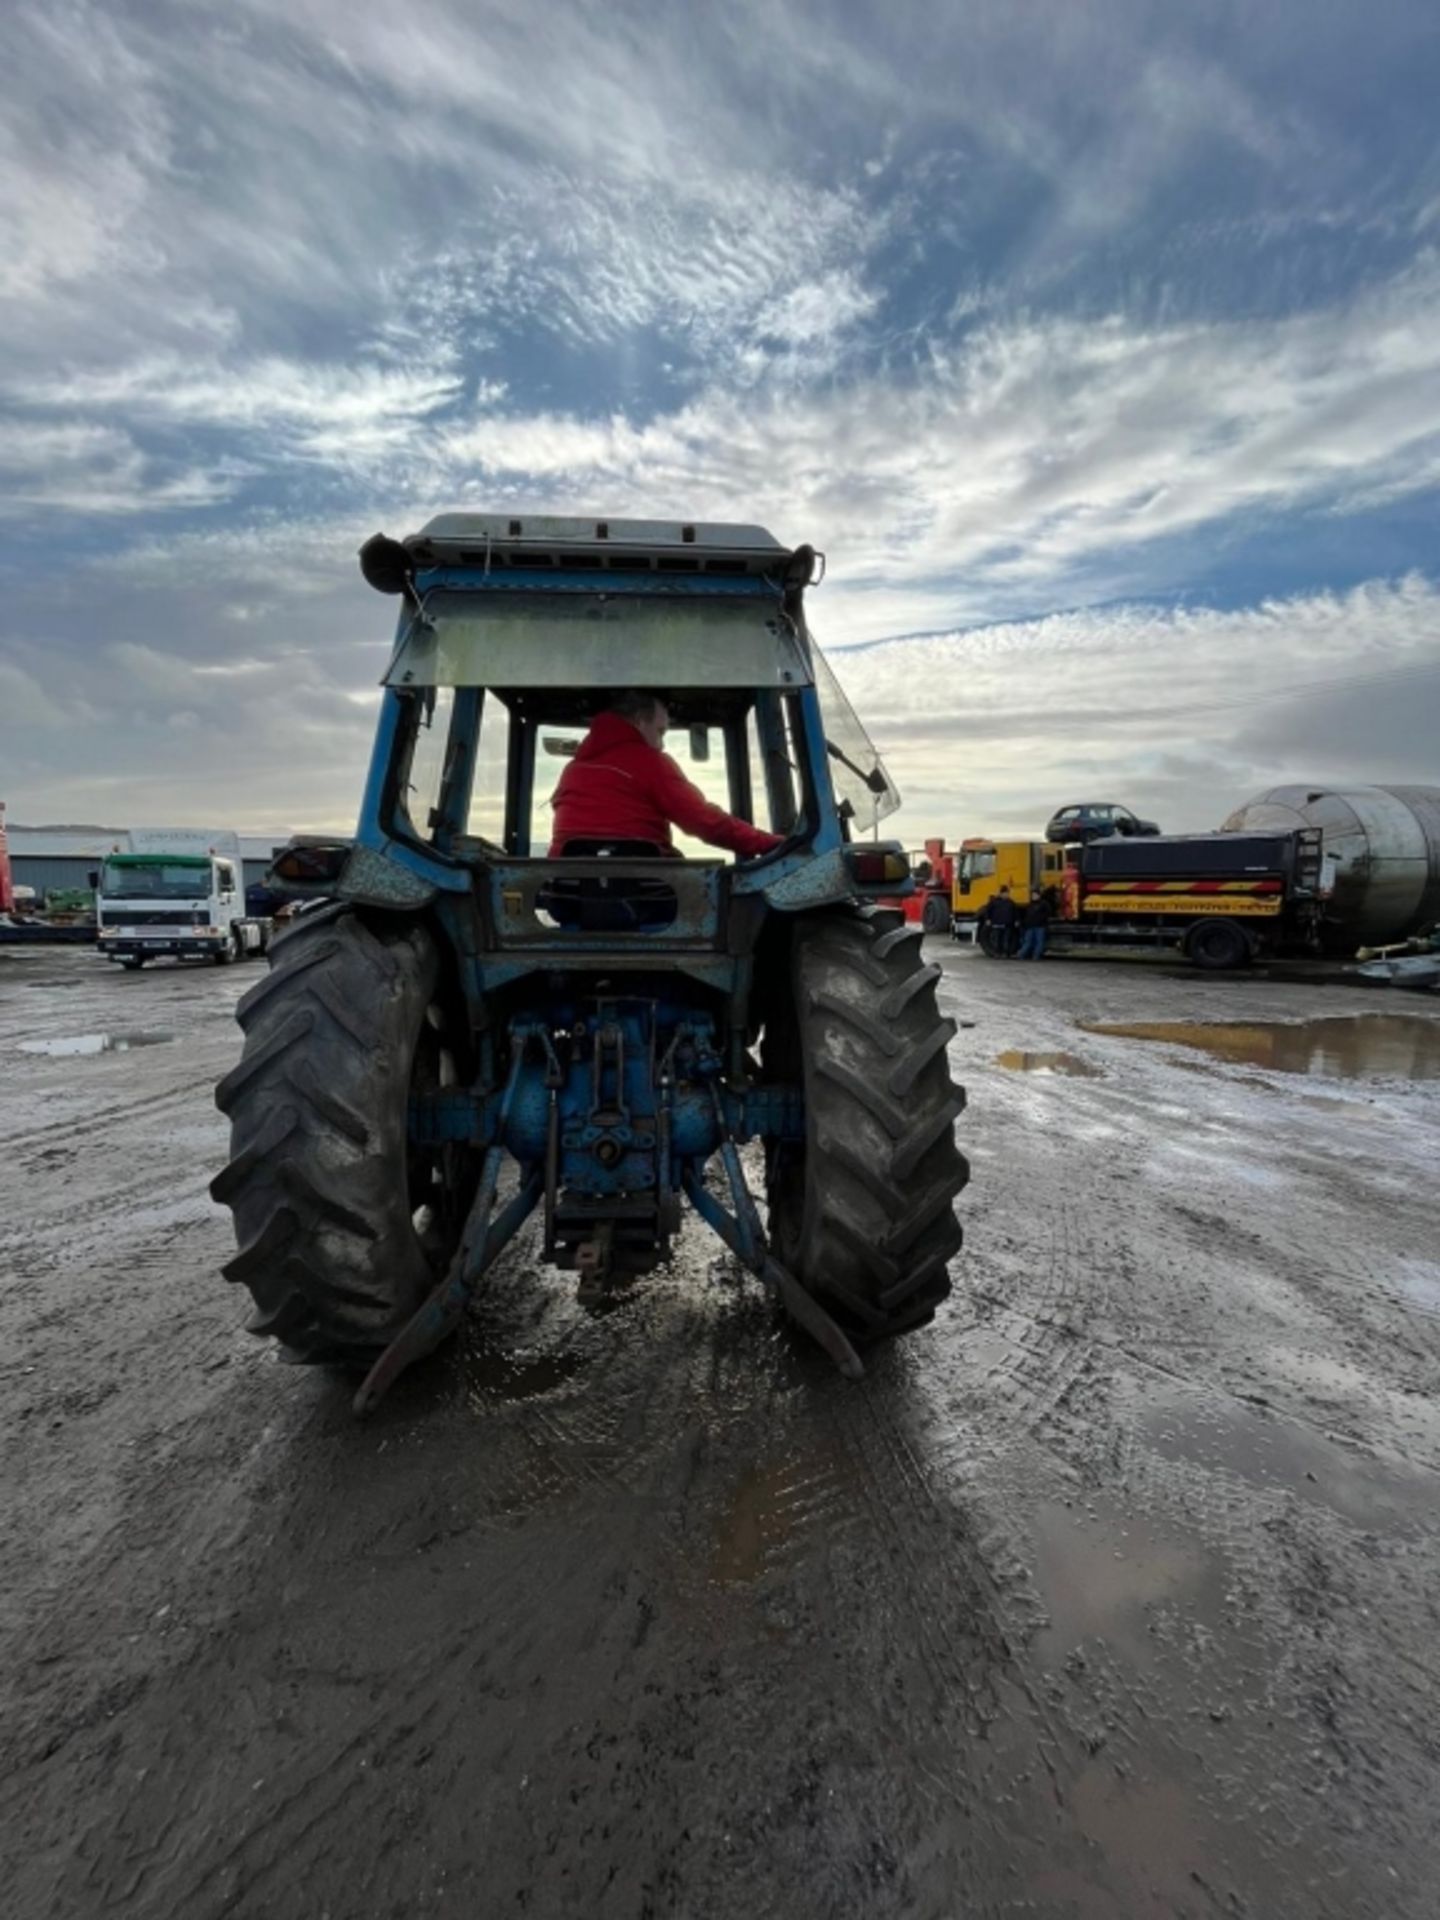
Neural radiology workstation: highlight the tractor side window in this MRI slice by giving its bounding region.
[466,697,512,846]
[399,687,456,842]
[747,701,800,837]
[808,641,899,828]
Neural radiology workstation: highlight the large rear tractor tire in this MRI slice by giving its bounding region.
[766,907,968,1345]
[211,906,468,1364]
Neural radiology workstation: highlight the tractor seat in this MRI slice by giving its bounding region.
[539,839,679,931]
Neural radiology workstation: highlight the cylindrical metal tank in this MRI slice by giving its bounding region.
[1220,784,1440,951]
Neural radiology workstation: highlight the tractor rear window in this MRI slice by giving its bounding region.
[386,590,810,691]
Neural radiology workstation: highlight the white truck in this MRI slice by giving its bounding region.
[94,829,273,970]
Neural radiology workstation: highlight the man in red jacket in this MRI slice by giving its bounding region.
[549,691,784,860]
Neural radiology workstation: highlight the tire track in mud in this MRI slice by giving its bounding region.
[1015,1389,1440,1915]
[0,1079,201,1154]
[74,1285,1046,1919]
[942,1160,1127,1489]
[37,1267,801,1915]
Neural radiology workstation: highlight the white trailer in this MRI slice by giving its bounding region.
[94,829,273,970]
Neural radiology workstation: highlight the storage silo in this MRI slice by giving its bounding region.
[1220,784,1440,951]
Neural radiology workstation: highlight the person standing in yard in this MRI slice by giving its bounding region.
[982,885,1019,957]
[1016,889,1054,960]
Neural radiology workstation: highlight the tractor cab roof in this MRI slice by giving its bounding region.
[405,513,793,581]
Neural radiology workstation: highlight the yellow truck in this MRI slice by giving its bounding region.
[951,838,1067,938]
[950,830,1326,969]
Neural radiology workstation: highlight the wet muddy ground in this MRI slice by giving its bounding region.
[2,942,1438,1918]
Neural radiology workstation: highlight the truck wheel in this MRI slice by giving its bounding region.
[1186,918,1250,971]
[765,907,968,1344]
[213,932,238,966]
[211,907,467,1364]
[921,892,950,935]
[977,924,1004,958]
[121,957,146,971]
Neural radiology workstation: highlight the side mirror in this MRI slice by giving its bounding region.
[688,724,710,763]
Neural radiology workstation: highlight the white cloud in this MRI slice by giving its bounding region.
[366,253,1440,637]
[20,355,465,473]
[829,574,1440,841]
[0,421,235,517]
[1,0,1438,842]
[0,659,60,729]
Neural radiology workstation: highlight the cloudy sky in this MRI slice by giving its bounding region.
[2,0,1438,843]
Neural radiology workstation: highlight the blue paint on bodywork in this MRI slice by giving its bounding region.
[413,566,785,600]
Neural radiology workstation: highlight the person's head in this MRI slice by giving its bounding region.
[999,885,1010,897]
[610,689,670,751]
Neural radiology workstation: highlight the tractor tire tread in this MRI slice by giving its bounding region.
[768,906,968,1345]
[234,938,341,1024]
[880,960,943,1022]
[212,910,445,1362]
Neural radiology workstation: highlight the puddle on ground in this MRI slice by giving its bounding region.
[711,1462,801,1586]
[16,1030,176,1057]
[1027,1473,1380,1913]
[1079,1014,1440,1081]
[463,1345,585,1407]
[994,1049,1103,1078]
[1144,1399,1433,1532]
[1030,1497,1224,1668]
[709,1446,857,1588]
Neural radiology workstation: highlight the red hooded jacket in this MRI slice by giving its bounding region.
[548,712,783,859]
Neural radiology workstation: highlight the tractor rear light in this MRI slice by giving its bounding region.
[845,848,910,886]
[271,842,350,887]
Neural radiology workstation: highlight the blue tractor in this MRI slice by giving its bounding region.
[212,515,967,1411]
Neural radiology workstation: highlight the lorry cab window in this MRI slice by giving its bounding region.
[100,860,210,899]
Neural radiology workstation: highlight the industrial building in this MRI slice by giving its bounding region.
[6,826,289,901]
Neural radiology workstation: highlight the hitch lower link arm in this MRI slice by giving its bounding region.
[353,1036,542,1417]
[682,1074,863,1381]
